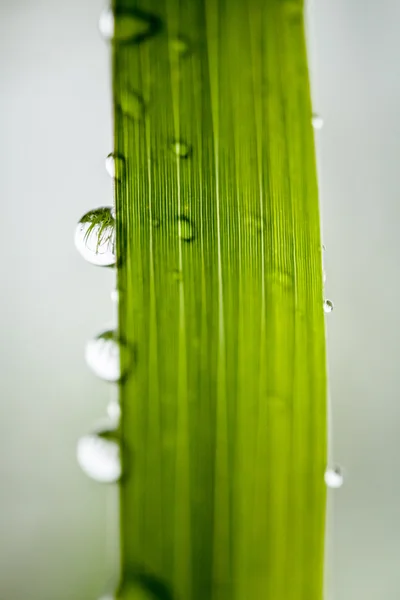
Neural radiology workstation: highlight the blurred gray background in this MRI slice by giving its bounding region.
[1,0,399,598]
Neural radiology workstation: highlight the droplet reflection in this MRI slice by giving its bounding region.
[105,152,125,181]
[85,329,128,383]
[324,466,344,489]
[74,207,116,267]
[77,429,121,483]
[323,299,334,314]
[312,114,324,130]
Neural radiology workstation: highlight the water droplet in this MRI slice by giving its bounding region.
[312,114,324,130]
[77,428,121,483]
[176,215,195,242]
[170,140,191,159]
[170,35,191,57]
[99,7,161,45]
[151,216,161,228]
[323,269,327,283]
[75,207,116,267]
[323,299,334,314]
[85,329,129,383]
[118,88,146,122]
[105,152,125,181]
[324,465,344,489]
[99,8,115,40]
[107,400,121,424]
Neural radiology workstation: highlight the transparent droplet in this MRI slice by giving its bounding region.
[176,215,195,242]
[99,8,115,40]
[77,429,121,483]
[75,207,116,267]
[105,152,125,181]
[170,140,191,159]
[85,329,129,383]
[323,299,334,314]
[312,114,324,130]
[170,35,190,57]
[111,288,119,303]
[107,400,121,424]
[323,269,327,283]
[99,7,161,45]
[119,88,145,122]
[151,216,161,228]
[324,465,344,489]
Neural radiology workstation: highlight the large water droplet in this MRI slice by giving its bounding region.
[75,207,116,267]
[118,88,146,122]
[106,152,125,181]
[324,465,344,489]
[312,114,324,130]
[99,7,161,45]
[176,215,195,242]
[77,429,121,483]
[170,140,191,159]
[323,299,334,314]
[85,329,129,383]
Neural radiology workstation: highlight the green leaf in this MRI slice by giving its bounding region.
[113,0,327,598]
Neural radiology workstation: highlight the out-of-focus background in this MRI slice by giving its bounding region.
[0,0,399,598]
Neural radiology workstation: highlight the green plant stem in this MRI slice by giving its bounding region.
[114,0,327,598]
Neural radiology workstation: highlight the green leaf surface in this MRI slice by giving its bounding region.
[113,0,327,598]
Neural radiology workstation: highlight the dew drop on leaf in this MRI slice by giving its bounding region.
[170,140,191,158]
[77,429,121,484]
[324,465,344,489]
[75,206,116,267]
[312,114,324,130]
[105,152,125,181]
[98,8,115,40]
[85,329,129,383]
[323,299,334,314]
[99,7,161,45]
[176,215,195,242]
